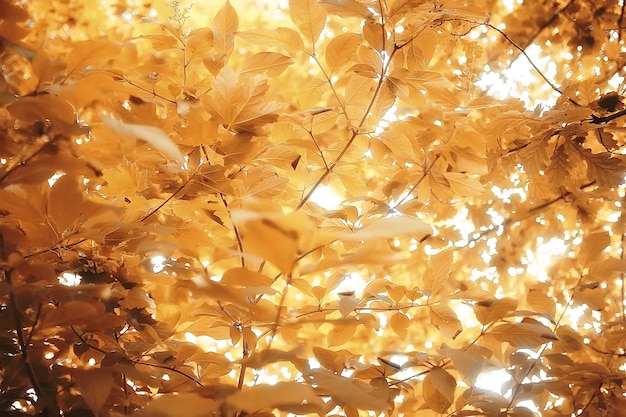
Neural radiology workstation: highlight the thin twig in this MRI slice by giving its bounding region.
[0,135,61,185]
[3,268,46,407]
[445,18,580,106]
[71,326,203,386]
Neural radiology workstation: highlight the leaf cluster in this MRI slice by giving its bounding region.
[2,1,626,417]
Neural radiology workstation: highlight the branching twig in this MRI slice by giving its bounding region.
[141,173,196,222]
[590,108,626,124]
[445,18,580,106]
[3,268,46,409]
[71,326,203,386]
[0,135,62,185]
[464,181,596,248]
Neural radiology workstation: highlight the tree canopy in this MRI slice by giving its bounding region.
[2,0,626,416]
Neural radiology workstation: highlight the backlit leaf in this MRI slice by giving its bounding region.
[241,52,295,77]
[325,33,362,72]
[307,369,391,410]
[429,305,462,339]
[213,0,239,56]
[490,320,559,348]
[226,381,325,415]
[66,40,122,75]
[74,368,114,416]
[101,113,185,166]
[289,0,327,44]
[343,216,431,240]
[237,27,304,52]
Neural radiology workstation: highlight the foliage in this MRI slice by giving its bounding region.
[2,0,626,416]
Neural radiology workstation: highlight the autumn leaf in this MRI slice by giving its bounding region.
[306,369,391,410]
[226,382,325,415]
[429,304,463,339]
[66,40,122,75]
[342,216,431,240]
[101,113,185,166]
[289,0,327,44]
[490,320,559,348]
[241,52,295,77]
[74,369,114,416]
[213,0,239,57]
[237,27,304,52]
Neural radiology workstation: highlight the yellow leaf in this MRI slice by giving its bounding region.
[423,368,454,413]
[490,320,558,348]
[443,172,484,196]
[258,145,302,170]
[363,20,384,51]
[226,382,325,415]
[307,369,391,410]
[343,216,431,241]
[239,346,304,368]
[119,288,156,310]
[66,40,122,75]
[136,34,179,50]
[137,393,217,417]
[348,63,379,78]
[423,249,453,299]
[338,297,360,317]
[325,33,362,72]
[74,369,114,416]
[318,0,374,19]
[155,304,181,328]
[389,312,409,338]
[289,0,327,44]
[578,230,610,267]
[213,0,238,56]
[237,27,304,52]
[327,320,358,346]
[47,174,84,233]
[44,301,100,327]
[101,113,185,166]
[473,297,518,325]
[429,304,462,339]
[242,219,298,274]
[526,288,556,319]
[221,267,274,287]
[241,52,295,77]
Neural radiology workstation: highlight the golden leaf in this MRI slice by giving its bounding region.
[226,382,325,415]
[327,319,358,346]
[101,113,185,166]
[213,0,239,56]
[422,368,454,413]
[389,312,410,338]
[429,304,462,339]
[237,27,304,52]
[473,297,518,325]
[136,393,217,417]
[325,33,362,72]
[343,216,431,240]
[307,369,391,410]
[241,52,295,77]
[318,0,374,19]
[66,40,122,75]
[74,369,114,416]
[490,320,558,348]
[289,0,327,44]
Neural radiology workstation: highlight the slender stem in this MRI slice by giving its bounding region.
[3,268,45,408]
[394,154,441,207]
[141,173,196,222]
[444,18,580,106]
[71,326,202,386]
